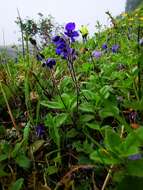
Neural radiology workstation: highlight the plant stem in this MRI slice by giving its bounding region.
[17,8,25,58]
[0,82,17,129]
[68,61,79,113]
[50,70,76,125]
[101,165,113,190]
[137,25,141,100]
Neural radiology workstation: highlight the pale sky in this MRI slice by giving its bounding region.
[0,0,126,45]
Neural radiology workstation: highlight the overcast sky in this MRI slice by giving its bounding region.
[0,0,126,45]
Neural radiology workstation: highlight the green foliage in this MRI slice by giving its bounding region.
[1,7,143,190]
[126,0,143,11]
[16,13,63,46]
[10,178,24,190]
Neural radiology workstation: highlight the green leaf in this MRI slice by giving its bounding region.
[104,129,122,152]
[16,154,31,169]
[0,125,6,136]
[86,123,100,130]
[90,149,119,164]
[124,99,143,111]
[66,128,78,138]
[99,85,112,99]
[61,93,75,110]
[81,90,101,106]
[126,159,143,177]
[45,113,54,127]
[80,114,95,123]
[11,142,22,158]
[40,101,65,110]
[53,126,60,147]
[10,178,24,190]
[45,114,61,147]
[117,176,143,190]
[0,168,8,177]
[99,105,119,118]
[29,139,45,153]
[55,113,68,128]
[0,154,8,162]
[79,103,95,113]
[46,166,58,175]
[81,63,92,72]
[23,122,30,143]
[1,142,11,154]
[120,127,143,156]
[135,127,143,141]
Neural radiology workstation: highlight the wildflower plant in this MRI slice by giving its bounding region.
[2,7,143,190]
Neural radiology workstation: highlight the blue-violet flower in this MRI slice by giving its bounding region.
[112,44,119,53]
[92,50,102,59]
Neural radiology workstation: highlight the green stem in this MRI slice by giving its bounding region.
[0,82,17,130]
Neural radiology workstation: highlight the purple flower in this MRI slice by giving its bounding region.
[52,36,65,46]
[102,43,108,50]
[53,36,77,61]
[52,35,61,44]
[92,50,102,59]
[65,22,75,31]
[112,44,119,53]
[43,58,56,69]
[36,124,45,138]
[128,153,142,160]
[64,22,79,42]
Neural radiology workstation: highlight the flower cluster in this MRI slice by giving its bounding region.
[64,22,79,42]
[92,43,120,59]
[52,35,77,61]
[29,37,56,69]
[102,43,119,53]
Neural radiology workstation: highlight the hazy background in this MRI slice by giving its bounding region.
[0,0,126,45]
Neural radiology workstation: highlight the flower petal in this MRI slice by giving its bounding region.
[65,22,75,31]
